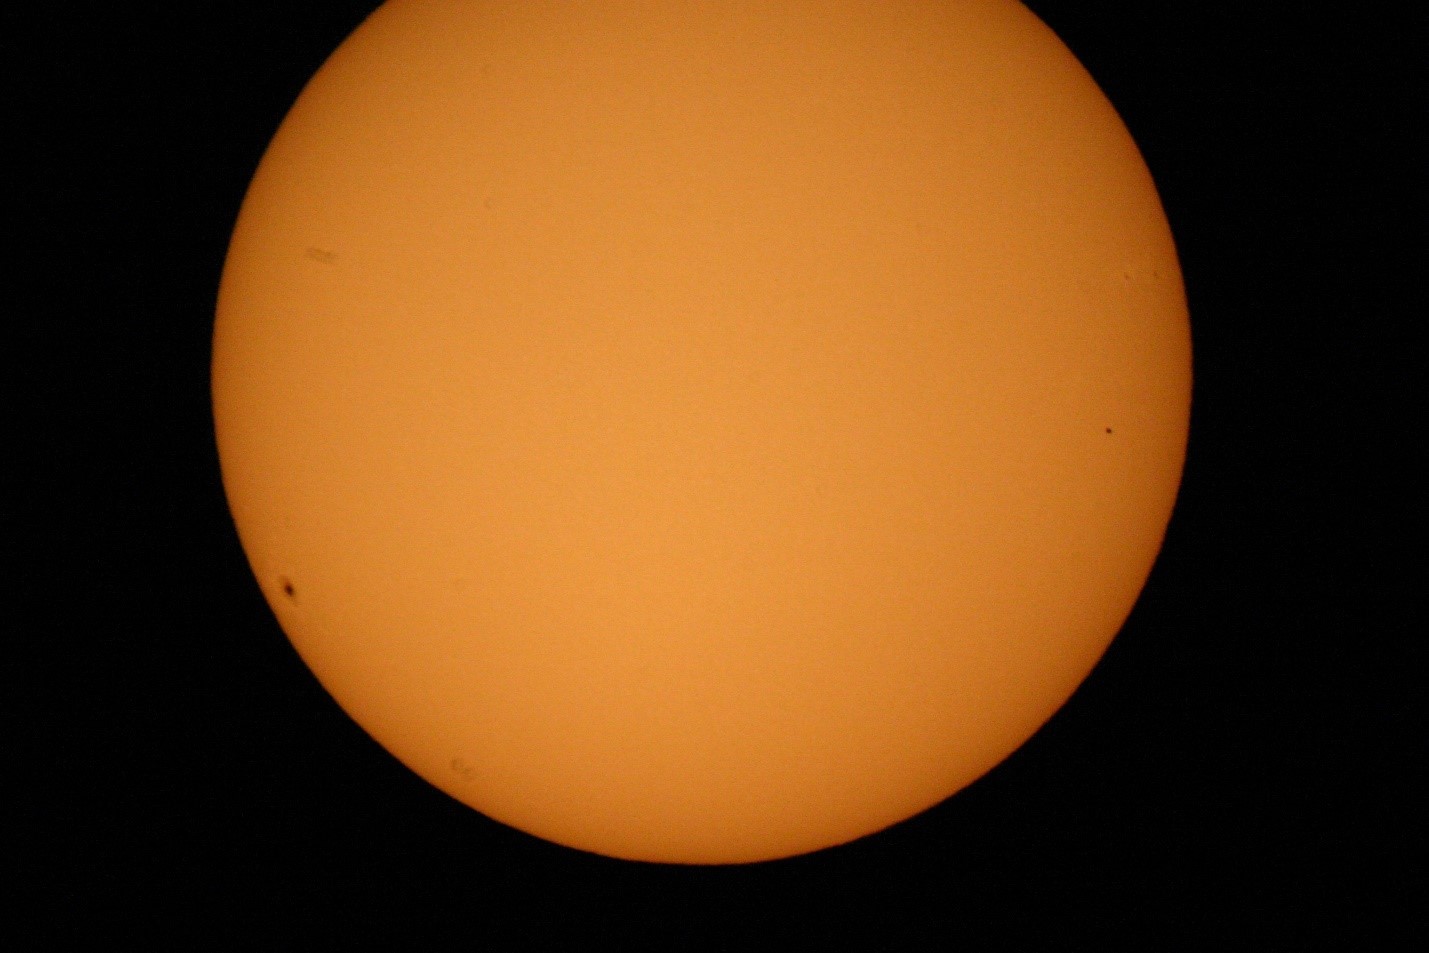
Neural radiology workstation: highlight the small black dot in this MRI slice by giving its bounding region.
[280,577,296,598]
[1105,427,1114,434]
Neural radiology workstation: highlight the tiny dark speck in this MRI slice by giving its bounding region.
[280,577,296,598]
[1105,427,1114,434]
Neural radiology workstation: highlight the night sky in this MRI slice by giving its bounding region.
[13,1,1412,945]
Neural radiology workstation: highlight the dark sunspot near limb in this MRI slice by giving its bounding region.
[279,576,296,599]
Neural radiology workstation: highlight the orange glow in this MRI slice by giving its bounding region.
[213,0,1190,864]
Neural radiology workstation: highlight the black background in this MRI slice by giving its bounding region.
[12,1,1415,946]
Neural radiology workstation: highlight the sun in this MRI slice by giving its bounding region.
[214,0,1190,864]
